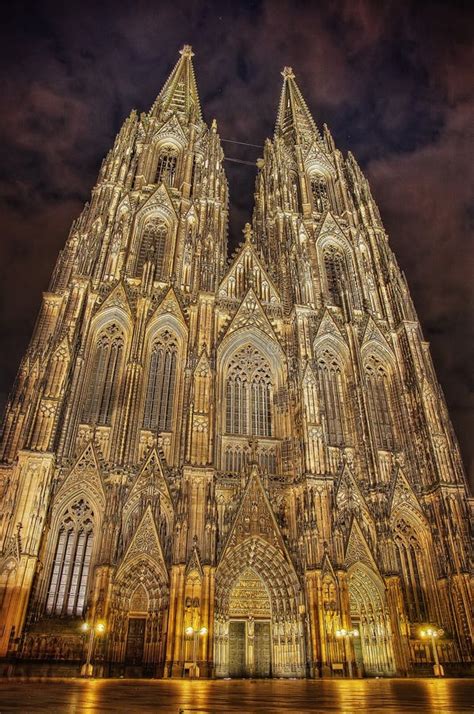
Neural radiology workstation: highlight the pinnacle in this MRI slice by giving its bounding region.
[243,223,253,243]
[180,44,194,58]
[281,66,295,80]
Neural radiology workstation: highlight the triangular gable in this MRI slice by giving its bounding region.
[57,441,106,507]
[154,113,187,146]
[321,552,337,581]
[361,316,392,351]
[149,286,188,327]
[344,519,380,574]
[194,350,211,375]
[315,309,345,342]
[303,140,336,177]
[117,505,169,581]
[221,465,289,561]
[335,466,373,526]
[51,335,71,360]
[186,544,204,577]
[99,281,133,317]
[221,288,281,345]
[302,362,318,385]
[136,183,178,222]
[127,447,173,506]
[219,243,281,305]
[315,211,350,244]
[388,467,425,519]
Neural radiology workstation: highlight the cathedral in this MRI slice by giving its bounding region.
[0,46,472,679]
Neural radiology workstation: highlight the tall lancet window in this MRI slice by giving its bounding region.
[394,518,429,622]
[155,147,177,187]
[310,175,329,212]
[225,346,273,437]
[83,323,125,426]
[143,331,177,432]
[323,245,345,306]
[365,354,395,450]
[317,349,345,445]
[135,219,167,278]
[46,500,94,616]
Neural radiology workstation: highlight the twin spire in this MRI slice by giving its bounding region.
[150,46,320,139]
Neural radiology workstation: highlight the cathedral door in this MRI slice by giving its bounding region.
[229,621,246,677]
[254,621,271,677]
[125,617,146,665]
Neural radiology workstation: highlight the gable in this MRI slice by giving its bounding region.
[344,519,379,574]
[56,442,106,509]
[221,465,289,560]
[117,506,169,581]
[219,244,280,305]
[221,288,281,345]
[124,448,173,520]
[98,281,133,318]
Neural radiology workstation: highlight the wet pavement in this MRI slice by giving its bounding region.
[0,677,472,713]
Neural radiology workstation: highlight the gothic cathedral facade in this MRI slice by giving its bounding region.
[0,46,472,678]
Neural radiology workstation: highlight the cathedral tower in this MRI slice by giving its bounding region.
[0,48,472,679]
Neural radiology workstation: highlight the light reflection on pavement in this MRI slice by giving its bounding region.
[0,677,472,713]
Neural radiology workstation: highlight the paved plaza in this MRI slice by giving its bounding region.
[0,678,472,713]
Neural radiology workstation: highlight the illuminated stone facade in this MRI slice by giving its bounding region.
[0,46,472,678]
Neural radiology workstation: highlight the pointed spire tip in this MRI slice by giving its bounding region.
[282,66,295,80]
[180,44,195,58]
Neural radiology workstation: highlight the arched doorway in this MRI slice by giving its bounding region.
[215,537,305,678]
[108,558,168,676]
[348,564,396,676]
[227,568,272,677]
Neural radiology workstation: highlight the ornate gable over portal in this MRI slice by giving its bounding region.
[117,505,169,581]
[222,465,288,558]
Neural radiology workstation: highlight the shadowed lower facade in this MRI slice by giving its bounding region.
[0,46,472,679]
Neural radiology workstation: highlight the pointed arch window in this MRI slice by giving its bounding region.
[323,245,345,306]
[310,174,329,212]
[155,147,177,187]
[394,518,428,621]
[83,323,125,426]
[317,348,346,445]
[143,331,177,432]
[225,346,272,437]
[136,218,168,278]
[46,500,94,616]
[365,354,395,450]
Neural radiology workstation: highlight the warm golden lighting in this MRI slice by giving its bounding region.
[185,626,194,636]
[199,627,208,636]
[81,622,90,632]
[96,622,106,634]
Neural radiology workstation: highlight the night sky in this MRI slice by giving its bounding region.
[0,1,472,490]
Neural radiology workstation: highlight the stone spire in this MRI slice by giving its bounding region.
[275,66,322,144]
[150,44,202,121]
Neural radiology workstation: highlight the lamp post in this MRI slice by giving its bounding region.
[185,626,208,679]
[420,627,444,677]
[80,621,106,677]
[335,627,359,678]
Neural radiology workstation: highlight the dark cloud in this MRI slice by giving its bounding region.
[0,0,472,489]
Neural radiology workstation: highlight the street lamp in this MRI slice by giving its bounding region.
[420,627,445,677]
[185,625,208,679]
[335,628,359,678]
[80,621,106,677]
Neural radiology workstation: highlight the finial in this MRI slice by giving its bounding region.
[211,118,217,132]
[248,436,258,464]
[281,66,295,80]
[243,223,253,243]
[180,45,195,58]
